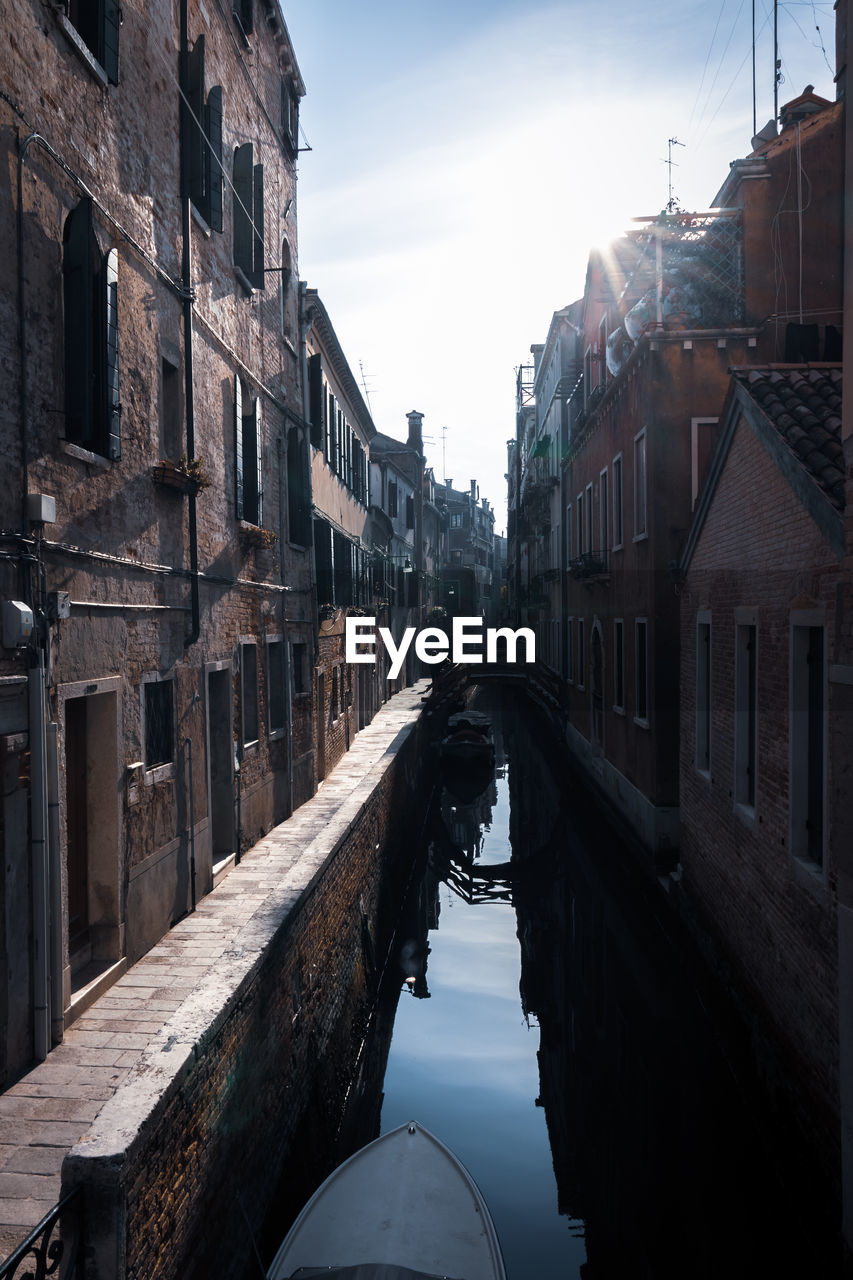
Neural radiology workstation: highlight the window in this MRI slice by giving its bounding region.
[565,504,572,564]
[388,481,398,519]
[791,623,825,865]
[613,619,624,711]
[66,0,120,83]
[566,618,575,682]
[450,512,466,529]
[696,615,711,773]
[144,678,174,770]
[585,483,593,554]
[583,345,594,406]
[734,621,757,810]
[241,641,259,745]
[405,494,415,530]
[331,666,339,720]
[63,199,120,459]
[291,641,309,695]
[232,0,253,38]
[161,356,182,459]
[576,493,584,554]
[183,36,224,232]
[280,239,293,339]
[633,430,647,539]
[287,428,311,546]
[234,377,263,526]
[635,619,648,724]
[599,468,609,555]
[577,619,585,689]
[691,417,719,510]
[267,638,285,735]
[613,453,623,549]
[282,80,299,154]
[233,143,265,289]
[599,313,609,385]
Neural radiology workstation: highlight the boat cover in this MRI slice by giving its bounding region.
[290,1267,463,1279]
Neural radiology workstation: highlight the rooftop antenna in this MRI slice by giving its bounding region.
[752,0,757,139]
[774,0,782,124]
[358,359,374,416]
[663,137,685,213]
[441,424,448,484]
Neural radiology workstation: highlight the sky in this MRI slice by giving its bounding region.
[281,1,838,532]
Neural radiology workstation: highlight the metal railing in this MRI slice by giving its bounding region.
[0,1189,83,1280]
[569,551,610,579]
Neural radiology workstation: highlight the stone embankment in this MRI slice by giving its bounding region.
[0,682,431,1278]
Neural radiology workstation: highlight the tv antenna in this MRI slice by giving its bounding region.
[441,424,448,483]
[358,360,374,416]
[663,137,685,213]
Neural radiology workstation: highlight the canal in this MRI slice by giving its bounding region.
[263,685,837,1279]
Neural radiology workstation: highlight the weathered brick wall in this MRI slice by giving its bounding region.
[64,710,427,1280]
[679,416,841,1168]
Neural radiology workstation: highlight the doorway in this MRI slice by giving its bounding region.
[317,672,326,782]
[206,667,234,866]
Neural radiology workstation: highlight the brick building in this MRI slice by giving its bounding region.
[510,87,843,860]
[678,365,845,1195]
[0,0,309,1080]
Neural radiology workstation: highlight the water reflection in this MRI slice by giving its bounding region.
[263,688,838,1280]
[380,689,836,1279]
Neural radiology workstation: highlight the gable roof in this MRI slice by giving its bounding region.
[681,365,845,574]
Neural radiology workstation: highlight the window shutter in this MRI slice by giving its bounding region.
[63,200,97,445]
[102,0,120,84]
[184,36,205,205]
[234,375,244,520]
[206,86,224,233]
[254,397,263,528]
[233,143,253,279]
[308,354,323,449]
[104,249,121,459]
[252,163,265,289]
[406,494,414,530]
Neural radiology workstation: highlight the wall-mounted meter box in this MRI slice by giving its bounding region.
[2,601,34,648]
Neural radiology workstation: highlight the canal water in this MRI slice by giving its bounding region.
[372,688,834,1279]
[263,686,838,1279]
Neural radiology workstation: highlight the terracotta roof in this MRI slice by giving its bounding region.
[730,366,844,511]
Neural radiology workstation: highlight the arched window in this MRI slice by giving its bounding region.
[280,238,292,339]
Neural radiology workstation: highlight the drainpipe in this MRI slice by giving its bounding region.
[28,648,50,1061]
[277,436,294,815]
[180,0,200,649]
[46,721,64,1045]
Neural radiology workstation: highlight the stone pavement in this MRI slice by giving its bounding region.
[0,683,428,1264]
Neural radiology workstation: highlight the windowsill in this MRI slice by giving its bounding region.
[613,704,625,716]
[734,800,757,829]
[242,738,259,753]
[282,334,297,358]
[792,854,827,900]
[234,266,256,296]
[57,14,109,86]
[633,716,650,730]
[293,690,311,699]
[191,204,212,237]
[612,542,624,554]
[62,440,112,469]
[269,727,286,741]
[695,766,711,783]
[632,531,649,544]
[145,762,175,785]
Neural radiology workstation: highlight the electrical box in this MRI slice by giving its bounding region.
[46,591,71,620]
[2,601,34,648]
[26,493,56,525]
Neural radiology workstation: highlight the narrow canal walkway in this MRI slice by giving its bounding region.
[0,683,428,1263]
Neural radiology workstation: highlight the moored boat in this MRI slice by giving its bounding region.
[440,711,495,770]
[267,1121,507,1280]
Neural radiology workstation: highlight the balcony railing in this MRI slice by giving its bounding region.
[569,551,610,579]
[0,1188,83,1280]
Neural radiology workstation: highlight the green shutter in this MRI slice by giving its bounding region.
[308,354,323,448]
[254,397,263,528]
[102,0,120,84]
[234,375,244,520]
[104,249,121,459]
[63,200,97,445]
[184,36,205,205]
[233,143,253,279]
[206,86,224,233]
[252,163,265,289]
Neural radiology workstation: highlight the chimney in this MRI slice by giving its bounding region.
[406,410,424,453]
[445,478,453,492]
[470,480,478,500]
[483,499,490,513]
